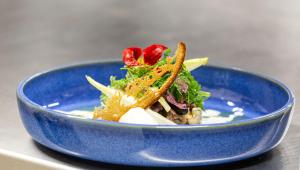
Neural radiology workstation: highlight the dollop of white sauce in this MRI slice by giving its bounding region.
[119,107,176,125]
[202,109,221,117]
[202,109,244,124]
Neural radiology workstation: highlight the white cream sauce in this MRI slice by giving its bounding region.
[56,108,244,125]
[202,109,244,124]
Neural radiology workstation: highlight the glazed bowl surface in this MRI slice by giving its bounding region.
[17,62,294,167]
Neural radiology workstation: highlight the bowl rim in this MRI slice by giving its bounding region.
[16,61,295,129]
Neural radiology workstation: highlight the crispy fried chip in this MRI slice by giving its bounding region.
[133,42,186,108]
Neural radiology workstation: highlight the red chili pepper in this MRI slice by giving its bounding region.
[143,44,167,65]
[122,47,142,66]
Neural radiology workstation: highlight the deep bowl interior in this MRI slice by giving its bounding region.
[21,62,291,123]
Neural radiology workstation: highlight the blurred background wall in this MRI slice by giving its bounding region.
[1,0,299,75]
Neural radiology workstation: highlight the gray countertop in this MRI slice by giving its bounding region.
[0,0,299,169]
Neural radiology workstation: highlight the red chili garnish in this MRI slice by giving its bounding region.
[143,44,167,65]
[122,47,142,66]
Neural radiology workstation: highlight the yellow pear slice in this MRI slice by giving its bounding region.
[184,57,208,71]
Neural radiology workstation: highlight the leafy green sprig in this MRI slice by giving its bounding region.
[103,49,210,109]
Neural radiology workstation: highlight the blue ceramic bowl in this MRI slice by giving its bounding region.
[17,62,294,167]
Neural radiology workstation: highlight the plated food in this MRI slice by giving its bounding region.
[84,42,245,125]
[86,42,210,125]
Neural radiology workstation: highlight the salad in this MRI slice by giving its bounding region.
[86,42,210,125]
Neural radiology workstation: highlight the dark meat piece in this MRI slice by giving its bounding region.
[171,104,188,115]
[150,101,164,113]
[166,109,188,124]
[165,92,187,109]
[165,92,188,115]
[150,101,169,117]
